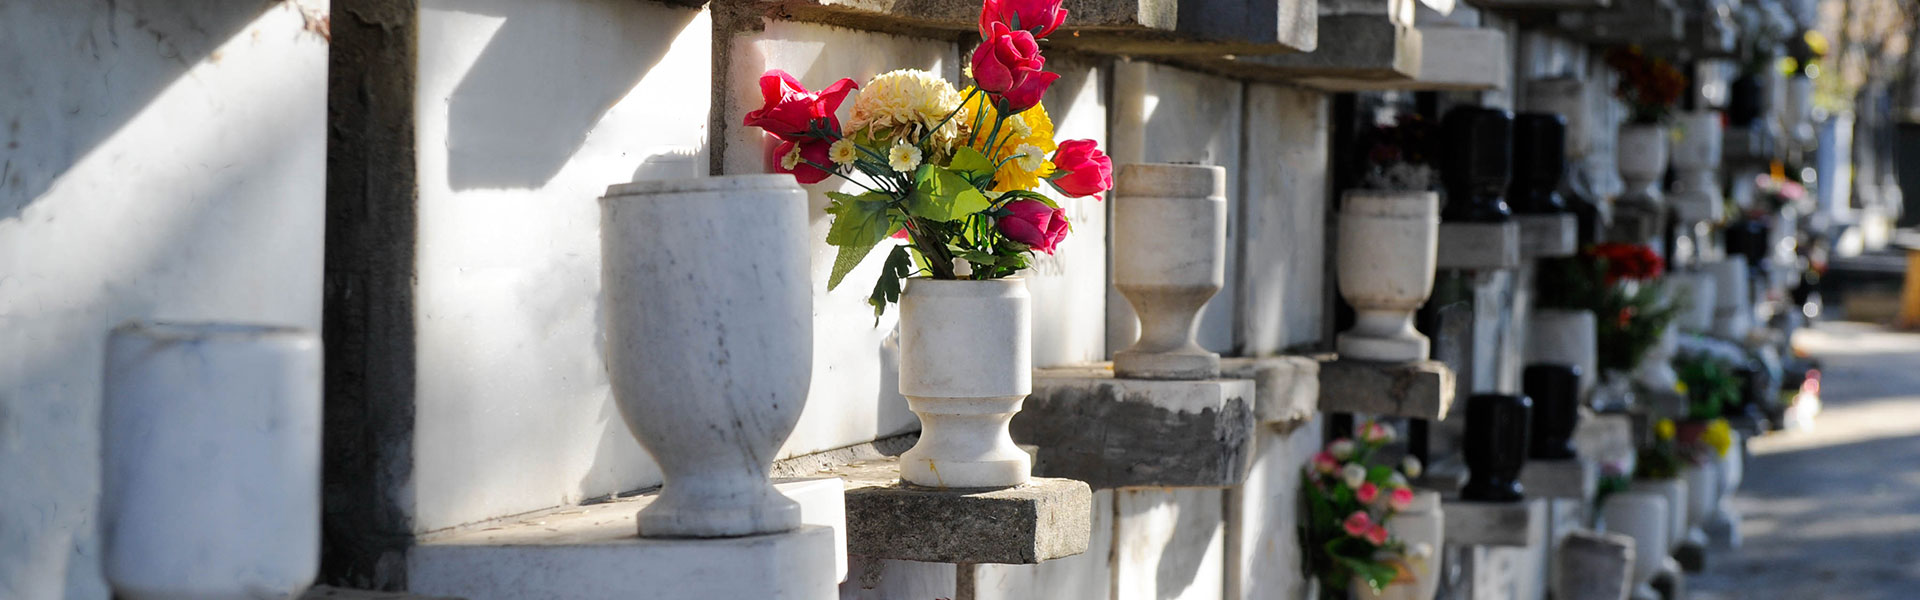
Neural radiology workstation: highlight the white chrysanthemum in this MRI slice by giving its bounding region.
[849,69,963,147]
[1329,439,1356,459]
[888,139,923,173]
[1015,144,1046,172]
[1401,456,1423,478]
[1009,114,1033,138]
[829,139,859,165]
[1341,464,1367,490]
[780,145,803,170]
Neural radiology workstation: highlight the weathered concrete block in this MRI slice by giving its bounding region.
[1521,458,1597,500]
[1517,213,1578,259]
[1317,359,1455,420]
[409,478,845,598]
[1437,221,1521,270]
[1642,388,1688,419]
[750,0,1316,54]
[1553,530,1634,600]
[825,455,1093,564]
[1187,15,1418,87]
[1466,0,1610,11]
[971,490,1116,599]
[304,587,462,600]
[1220,355,1322,427]
[1444,497,1547,547]
[1552,0,1683,43]
[1301,24,1508,92]
[1015,366,1256,488]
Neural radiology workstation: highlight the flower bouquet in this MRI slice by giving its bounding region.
[1539,243,1680,375]
[1355,113,1437,193]
[1605,46,1686,125]
[742,0,1114,317]
[1301,422,1431,599]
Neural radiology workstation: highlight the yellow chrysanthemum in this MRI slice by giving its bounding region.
[1655,418,1676,441]
[847,69,964,150]
[1703,419,1733,457]
[957,91,1057,192]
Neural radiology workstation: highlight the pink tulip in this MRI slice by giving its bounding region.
[978,0,1068,39]
[1343,511,1373,538]
[997,199,1070,254]
[1356,482,1380,504]
[1049,139,1113,198]
[1365,524,1390,546]
[1388,487,1415,512]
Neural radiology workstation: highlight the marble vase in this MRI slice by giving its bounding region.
[1670,269,1718,333]
[1112,163,1226,380]
[1354,490,1444,600]
[1336,190,1439,362]
[898,278,1034,488]
[601,175,811,537]
[1524,364,1582,459]
[1510,112,1569,214]
[1527,308,1599,397]
[1710,431,1745,547]
[1463,394,1532,502]
[102,322,321,600]
[1617,124,1670,202]
[1670,111,1726,224]
[1706,260,1752,340]
[1682,461,1719,545]
[1601,490,1671,600]
[1439,106,1515,222]
[1633,323,1681,395]
[1632,478,1689,551]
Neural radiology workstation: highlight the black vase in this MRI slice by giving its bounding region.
[1462,393,1531,502]
[1440,106,1514,223]
[1725,217,1771,268]
[1509,113,1568,214]
[1728,75,1767,128]
[1524,364,1581,460]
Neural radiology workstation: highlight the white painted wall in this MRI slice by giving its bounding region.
[1239,84,1330,355]
[409,0,711,532]
[0,1,327,596]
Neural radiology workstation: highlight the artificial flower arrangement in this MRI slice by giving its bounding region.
[741,0,1114,317]
[1673,354,1741,462]
[1354,113,1437,192]
[1300,422,1430,599]
[1537,243,1681,374]
[1605,46,1686,124]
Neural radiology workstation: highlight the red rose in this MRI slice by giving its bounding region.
[771,138,834,185]
[743,70,857,142]
[1049,139,1112,198]
[978,0,1067,40]
[971,22,1057,114]
[998,68,1059,114]
[998,199,1070,254]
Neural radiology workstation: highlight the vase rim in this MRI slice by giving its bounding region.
[602,174,801,198]
[1114,163,1225,199]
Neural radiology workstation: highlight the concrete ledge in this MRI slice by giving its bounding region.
[1520,458,1596,500]
[1552,0,1683,44]
[1220,354,1323,427]
[1465,0,1609,11]
[1317,25,1509,92]
[306,587,461,600]
[824,455,1093,564]
[410,523,839,599]
[1178,15,1417,88]
[1317,358,1455,420]
[1642,388,1688,419]
[756,0,1316,55]
[1437,221,1521,270]
[1671,192,1725,225]
[1014,366,1256,488]
[1444,496,1547,547]
[1516,213,1578,259]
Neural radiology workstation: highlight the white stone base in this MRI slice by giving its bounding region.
[1520,459,1596,500]
[1444,497,1547,547]
[408,479,845,600]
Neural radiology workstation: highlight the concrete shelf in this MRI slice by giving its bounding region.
[1183,15,1418,88]
[750,0,1316,55]
[1437,221,1521,271]
[1316,358,1456,420]
[407,479,846,599]
[1220,354,1324,428]
[1552,0,1684,44]
[1443,496,1547,547]
[304,587,461,600]
[1014,365,1257,488]
[1463,0,1610,13]
[1519,458,1597,500]
[821,455,1094,564]
[1516,213,1578,259]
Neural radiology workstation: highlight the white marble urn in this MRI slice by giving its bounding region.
[1355,490,1444,600]
[1111,163,1227,379]
[1631,477,1689,551]
[1706,260,1752,340]
[1617,124,1670,201]
[1710,430,1745,545]
[1527,308,1599,397]
[1600,490,1671,600]
[601,175,811,537]
[1669,269,1718,333]
[1670,111,1726,224]
[102,322,321,600]
[898,277,1033,488]
[1633,323,1681,395]
[1336,190,1439,362]
[1682,461,1719,546]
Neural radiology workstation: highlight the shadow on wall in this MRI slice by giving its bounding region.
[443,0,698,191]
[0,0,275,220]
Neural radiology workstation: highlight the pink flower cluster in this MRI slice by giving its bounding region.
[1308,420,1422,548]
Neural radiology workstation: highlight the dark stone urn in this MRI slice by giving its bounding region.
[1439,106,1514,223]
[1524,364,1582,460]
[1462,393,1532,502]
[1509,113,1568,214]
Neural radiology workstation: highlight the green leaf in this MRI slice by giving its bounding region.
[824,191,893,246]
[905,166,990,222]
[828,241,881,292]
[995,188,1059,209]
[948,146,997,181]
[866,245,914,321]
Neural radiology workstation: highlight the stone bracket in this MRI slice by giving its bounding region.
[1515,213,1578,259]
[1014,366,1256,488]
[1316,358,1455,420]
[1443,497,1547,547]
[305,587,461,600]
[1551,0,1684,44]
[1180,15,1417,88]
[1220,355,1323,428]
[824,455,1094,564]
[1437,221,1521,270]
[752,0,1316,55]
[1519,458,1597,500]
[1464,0,1610,12]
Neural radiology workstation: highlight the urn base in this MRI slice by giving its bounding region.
[900,395,1032,489]
[1114,346,1221,380]
[1336,331,1430,363]
[637,482,802,538]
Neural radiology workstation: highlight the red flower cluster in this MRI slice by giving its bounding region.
[742,71,858,184]
[1606,46,1686,123]
[972,0,1066,113]
[1585,242,1665,284]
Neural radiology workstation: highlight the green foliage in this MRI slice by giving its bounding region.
[1594,283,1681,373]
[905,165,991,223]
[1535,255,1609,311]
[1637,439,1684,480]
[1675,354,1742,420]
[865,245,914,321]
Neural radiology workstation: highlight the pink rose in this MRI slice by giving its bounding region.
[998,67,1059,114]
[1049,139,1112,198]
[1356,482,1380,504]
[771,139,834,185]
[979,0,1068,39]
[743,70,858,142]
[971,22,1059,114]
[1388,487,1415,512]
[1342,511,1373,538]
[1365,524,1390,546]
[998,199,1069,254]
[1311,451,1339,475]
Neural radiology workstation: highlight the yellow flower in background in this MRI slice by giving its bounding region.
[1674,381,1689,395]
[1703,418,1734,457]
[848,69,964,150]
[957,90,1057,192]
[1655,419,1676,441]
